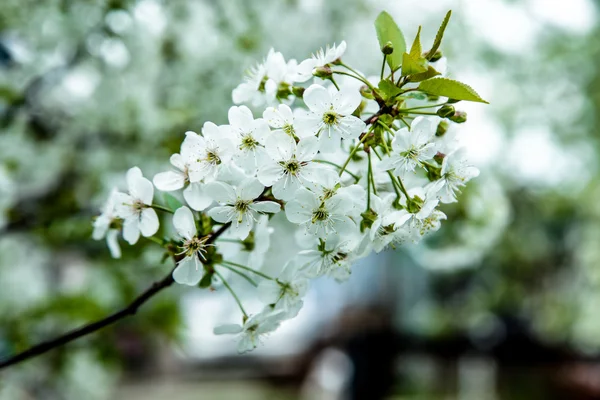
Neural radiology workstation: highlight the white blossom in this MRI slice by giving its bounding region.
[295,41,347,82]
[213,308,285,353]
[436,148,480,203]
[113,167,159,245]
[257,261,308,314]
[295,84,365,153]
[205,179,280,239]
[153,134,213,211]
[172,206,210,286]
[92,188,122,258]
[227,106,272,174]
[378,117,438,178]
[285,187,357,238]
[263,104,302,138]
[186,123,235,182]
[257,133,323,200]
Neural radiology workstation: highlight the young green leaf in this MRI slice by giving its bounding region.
[408,66,441,83]
[374,11,406,70]
[377,79,402,101]
[427,10,452,61]
[410,26,422,58]
[418,77,489,103]
[402,52,428,76]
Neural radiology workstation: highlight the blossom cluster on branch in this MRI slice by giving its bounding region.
[92,10,484,353]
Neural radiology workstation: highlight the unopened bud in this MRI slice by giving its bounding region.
[382,41,394,55]
[313,65,332,79]
[436,120,449,137]
[428,50,443,62]
[359,85,375,100]
[433,152,445,164]
[292,86,305,98]
[449,111,467,123]
[436,104,455,118]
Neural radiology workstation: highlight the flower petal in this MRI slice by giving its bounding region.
[139,208,159,237]
[213,324,243,335]
[303,84,331,113]
[172,256,203,286]
[173,206,196,240]
[251,201,281,214]
[122,217,140,245]
[204,181,237,204]
[239,179,264,200]
[183,182,213,211]
[153,171,185,192]
[208,206,234,223]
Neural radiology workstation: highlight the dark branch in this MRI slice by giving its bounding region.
[0,222,231,370]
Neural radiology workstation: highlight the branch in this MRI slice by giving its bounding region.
[0,223,231,370]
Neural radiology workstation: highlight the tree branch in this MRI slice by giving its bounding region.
[0,222,231,370]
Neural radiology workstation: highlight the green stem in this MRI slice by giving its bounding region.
[218,264,258,287]
[146,236,165,246]
[338,127,373,178]
[216,238,244,244]
[398,116,411,129]
[329,76,340,90]
[214,270,248,318]
[401,103,447,111]
[380,55,387,80]
[366,152,372,210]
[405,111,437,116]
[150,204,174,214]
[372,148,409,199]
[222,261,274,281]
[314,159,360,182]
[332,71,374,91]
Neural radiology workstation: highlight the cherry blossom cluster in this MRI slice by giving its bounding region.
[93,11,485,353]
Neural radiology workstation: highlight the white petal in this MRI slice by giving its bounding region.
[239,179,264,200]
[251,201,281,214]
[139,209,159,237]
[257,162,283,187]
[228,105,254,128]
[208,206,234,223]
[294,59,318,82]
[183,183,213,211]
[106,230,121,259]
[336,116,365,140]
[257,280,282,305]
[303,84,331,113]
[285,202,312,224]
[169,153,186,171]
[332,87,362,115]
[128,173,154,205]
[272,175,301,201]
[122,217,140,245]
[318,131,342,153]
[172,257,203,286]
[296,136,320,161]
[153,171,185,192]
[204,181,236,204]
[173,206,196,240]
[231,214,253,240]
[265,132,295,161]
[294,110,323,138]
[263,106,285,128]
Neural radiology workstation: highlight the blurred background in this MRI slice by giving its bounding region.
[1,0,599,398]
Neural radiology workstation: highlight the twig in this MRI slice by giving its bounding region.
[0,223,231,370]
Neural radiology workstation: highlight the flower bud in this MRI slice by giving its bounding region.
[313,65,333,79]
[428,50,443,62]
[449,111,467,123]
[292,86,305,98]
[436,104,455,118]
[433,152,445,165]
[360,209,378,232]
[360,85,375,100]
[382,41,394,55]
[436,120,449,137]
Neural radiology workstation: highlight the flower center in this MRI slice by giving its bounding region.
[205,151,221,165]
[240,135,258,150]
[283,124,295,136]
[282,160,301,176]
[182,236,210,260]
[132,200,146,212]
[235,199,251,213]
[322,111,339,126]
[312,207,329,223]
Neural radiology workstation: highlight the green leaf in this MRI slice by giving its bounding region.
[410,26,422,58]
[427,10,452,61]
[408,66,441,83]
[418,77,489,103]
[374,11,406,70]
[377,79,402,101]
[163,193,183,211]
[402,52,428,76]
[199,271,213,288]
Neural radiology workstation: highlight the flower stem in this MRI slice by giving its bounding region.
[401,103,447,111]
[338,129,372,178]
[366,152,372,210]
[380,55,387,80]
[150,204,174,214]
[222,261,274,281]
[214,269,248,318]
[218,264,258,287]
